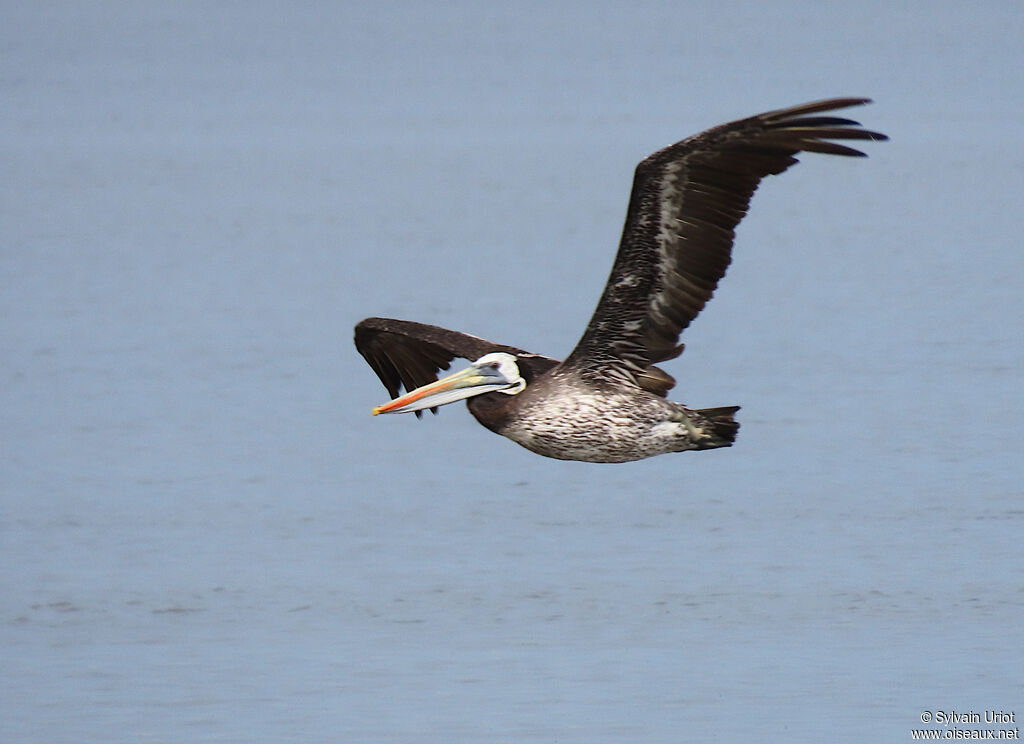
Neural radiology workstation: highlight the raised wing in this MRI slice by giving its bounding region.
[562,97,887,383]
[354,317,550,416]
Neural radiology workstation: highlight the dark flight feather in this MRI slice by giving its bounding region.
[561,97,887,385]
[354,317,554,416]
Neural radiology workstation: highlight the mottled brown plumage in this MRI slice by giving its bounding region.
[355,98,887,462]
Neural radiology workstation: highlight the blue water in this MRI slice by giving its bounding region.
[3,2,1023,742]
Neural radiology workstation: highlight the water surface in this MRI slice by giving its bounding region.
[3,2,1023,742]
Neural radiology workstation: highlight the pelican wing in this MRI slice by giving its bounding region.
[354,317,552,416]
[562,98,887,383]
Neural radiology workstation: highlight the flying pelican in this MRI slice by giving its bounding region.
[355,98,886,463]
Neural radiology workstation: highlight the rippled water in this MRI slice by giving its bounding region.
[3,2,1023,742]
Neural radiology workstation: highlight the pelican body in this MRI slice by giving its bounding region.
[355,99,886,463]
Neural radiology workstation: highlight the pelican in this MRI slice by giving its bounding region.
[355,98,886,463]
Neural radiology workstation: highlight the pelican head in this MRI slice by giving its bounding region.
[372,352,526,415]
